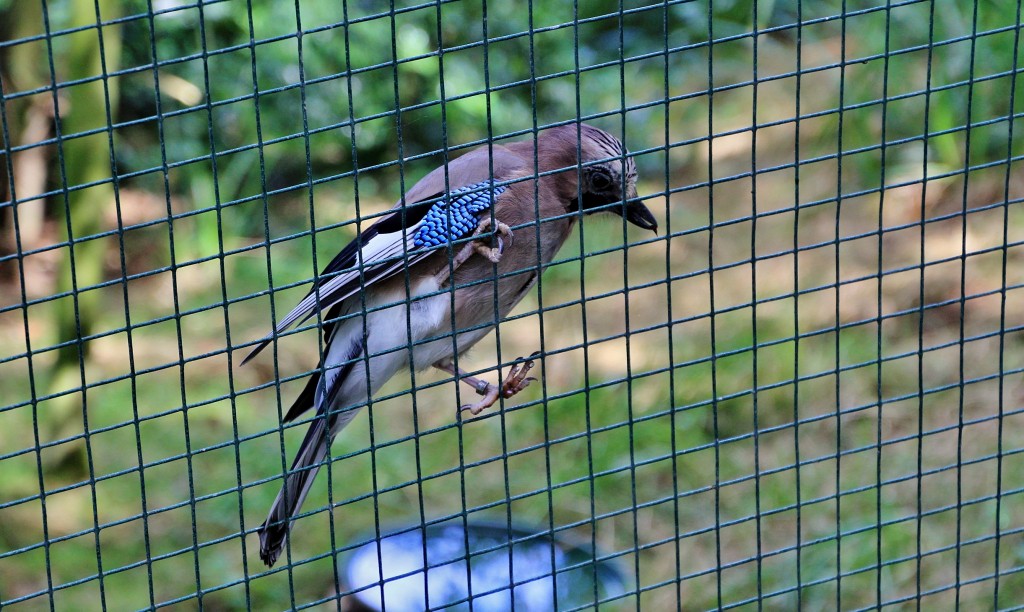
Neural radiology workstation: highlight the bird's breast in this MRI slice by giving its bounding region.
[406,276,450,336]
[347,275,453,374]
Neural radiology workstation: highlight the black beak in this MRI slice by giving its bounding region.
[619,198,658,233]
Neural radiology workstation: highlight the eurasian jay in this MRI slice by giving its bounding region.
[244,123,657,567]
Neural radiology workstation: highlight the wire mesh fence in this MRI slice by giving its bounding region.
[1,0,1022,609]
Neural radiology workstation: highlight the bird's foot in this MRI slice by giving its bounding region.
[459,351,540,415]
[472,218,513,263]
[500,350,540,398]
[459,384,501,416]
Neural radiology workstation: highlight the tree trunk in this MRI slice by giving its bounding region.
[44,0,121,474]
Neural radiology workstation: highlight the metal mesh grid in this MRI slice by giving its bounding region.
[1,0,1022,609]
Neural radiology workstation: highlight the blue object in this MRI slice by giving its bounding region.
[413,181,506,249]
[342,521,627,611]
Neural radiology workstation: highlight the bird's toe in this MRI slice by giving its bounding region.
[500,354,540,398]
[459,384,501,415]
[495,222,514,247]
[502,376,537,398]
[473,242,503,263]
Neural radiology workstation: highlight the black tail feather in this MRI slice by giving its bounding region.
[283,368,321,424]
[257,318,369,567]
[258,417,330,567]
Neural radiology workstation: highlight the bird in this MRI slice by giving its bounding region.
[243,123,657,567]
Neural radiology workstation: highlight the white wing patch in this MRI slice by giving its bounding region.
[255,230,419,353]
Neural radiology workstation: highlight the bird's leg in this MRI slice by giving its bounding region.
[434,351,541,415]
[434,359,494,396]
[469,217,514,264]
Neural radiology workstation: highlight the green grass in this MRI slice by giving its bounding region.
[3,180,1022,608]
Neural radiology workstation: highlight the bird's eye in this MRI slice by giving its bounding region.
[590,171,612,191]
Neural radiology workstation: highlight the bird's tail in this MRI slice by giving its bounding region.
[258,406,361,567]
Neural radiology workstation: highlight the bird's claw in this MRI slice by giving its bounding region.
[472,219,513,263]
[459,383,499,415]
[458,351,541,416]
[501,352,539,398]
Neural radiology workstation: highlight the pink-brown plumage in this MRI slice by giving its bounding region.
[246,123,655,567]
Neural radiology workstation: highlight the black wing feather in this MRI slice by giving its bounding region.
[241,194,441,366]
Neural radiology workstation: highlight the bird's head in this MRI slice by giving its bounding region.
[567,124,657,233]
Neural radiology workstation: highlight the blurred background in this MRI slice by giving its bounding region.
[1,0,1022,609]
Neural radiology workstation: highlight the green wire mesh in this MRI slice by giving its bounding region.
[1,1,1022,609]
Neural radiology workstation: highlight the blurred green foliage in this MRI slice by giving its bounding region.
[88,0,1018,239]
[7,0,1015,238]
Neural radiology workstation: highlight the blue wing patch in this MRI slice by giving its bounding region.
[412,181,506,249]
